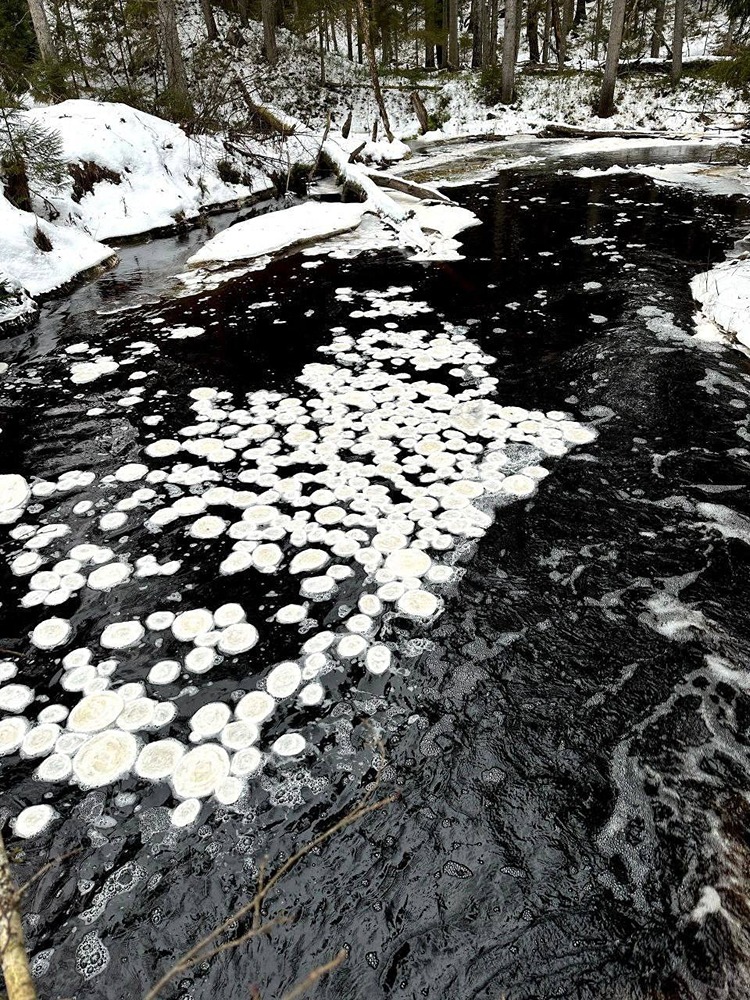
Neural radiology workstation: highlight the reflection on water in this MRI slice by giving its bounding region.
[2,158,750,999]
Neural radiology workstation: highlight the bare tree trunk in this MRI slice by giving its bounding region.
[158,0,193,116]
[574,0,585,24]
[25,0,57,61]
[330,8,340,51]
[542,0,551,61]
[425,0,436,66]
[411,90,430,131]
[551,0,564,64]
[563,0,574,35]
[527,0,541,61]
[447,0,459,67]
[671,0,685,82]
[436,0,447,66]
[0,833,37,1000]
[480,0,491,64]
[356,0,394,139]
[200,0,218,40]
[346,3,354,57]
[471,0,482,66]
[597,0,626,116]
[592,0,603,57]
[650,0,664,55]
[261,0,277,63]
[317,7,326,81]
[500,0,518,101]
[489,0,498,63]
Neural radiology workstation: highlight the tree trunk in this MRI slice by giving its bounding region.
[592,0,603,57]
[318,8,326,82]
[597,0,626,116]
[346,3,354,58]
[551,0,565,64]
[471,0,482,66]
[436,0,447,66]
[650,0,664,56]
[199,0,218,40]
[500,0,518,102]
[425,0,436,66]
[25,0,57,61]
[480,0,492,64]
[563,0,574,35]
[411,90,430,132]
[329,8,339,51]
[447,0,459,67]
[574,0,585,24]
[262,0,277,64]
[0,833,37,1000]
[671,0,685,83]
[542,0,551,61]
[489,0,498,64]
[158,0,193,116]
[356,0,394,139]
[527,0,540,61]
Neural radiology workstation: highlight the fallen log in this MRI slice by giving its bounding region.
[364,170,454,204]
[232,75,433,252]
[537,122,686,139]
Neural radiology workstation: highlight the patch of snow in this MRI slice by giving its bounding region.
[188,202,367,266]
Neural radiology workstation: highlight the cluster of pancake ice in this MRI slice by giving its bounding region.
[1,284,597,838]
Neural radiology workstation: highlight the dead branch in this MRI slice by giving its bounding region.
[279,948,347,1000]
[348,141,366,163]
[16,848,82,897]
[144,793,396,1000]
[0,832,37,1000]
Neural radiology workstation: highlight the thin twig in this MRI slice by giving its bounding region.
[279,948,348,1000]
[144,793,396,1000]
[16,848,82,897]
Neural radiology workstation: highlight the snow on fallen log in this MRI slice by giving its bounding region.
[362,170,454,205]
[187,202,367,266]
[691,250,750,351]
[233,79,468,255]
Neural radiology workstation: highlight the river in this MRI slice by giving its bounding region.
[1,139,750,1000]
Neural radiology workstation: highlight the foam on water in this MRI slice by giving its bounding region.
[0,283,597,829]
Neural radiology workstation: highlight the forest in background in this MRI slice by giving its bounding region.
[2,0,750,138]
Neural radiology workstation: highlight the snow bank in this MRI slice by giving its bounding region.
[187,202,367,265]
[24,100,270,240]
[0,99,278,323]
[0,195,113,303]
[691,251,750,350]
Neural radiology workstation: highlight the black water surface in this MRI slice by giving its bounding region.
[3,162,750,1000]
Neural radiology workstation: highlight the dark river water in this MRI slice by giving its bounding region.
[2,144,750,1000]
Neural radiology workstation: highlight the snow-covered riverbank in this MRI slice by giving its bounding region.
[0,100,270,325]
[2,80,749,331]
